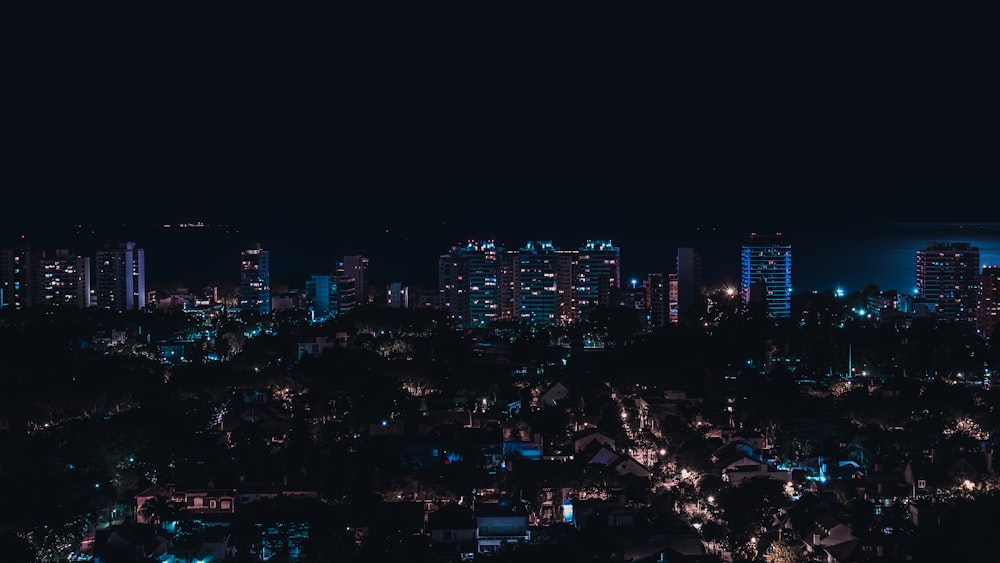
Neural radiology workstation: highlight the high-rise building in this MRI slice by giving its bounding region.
[438,240,503,328]
[575,240,620,318]
[676,247,701,321]
[305,274,338,320]
[438,238,621,328]
[39,249,91,307]
[668,273,679,324]
[96,242,146,312]
[336,255,369,313]
[645,272,667,329]
[514,241,575,325]
[740,232,792,319]
[917,241,979,324]
[978,266,1000,339]
[0,242,42,309]
[239,243,271,315]
[386,282,409,309]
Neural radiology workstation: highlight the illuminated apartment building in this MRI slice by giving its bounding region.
[239,243,270,315]
[917,241,979,324]
[740,232,792,319]
[437,240,504,328]
[977,266,1000,339]
[439,239,619,327]
[96,242,146,312]
[575,240,620,319]
[514,241,575,326]
[645,272,667,329]
[336,255,369,312]
[39,249,91,307]
[0,243,42,309]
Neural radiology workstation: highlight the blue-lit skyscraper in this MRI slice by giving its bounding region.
[305,274,338,320]
[240,243,271,314]
[740,233,792,319]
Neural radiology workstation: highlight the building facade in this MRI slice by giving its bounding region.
[438,240,505,327]
[740,233,792,319]
[305,274,338,320]
[675,247,701,322]
[335,255,368,314]
[574,240,620,319]
[916,241,979,324]
[95,242,146,312]
[438,239,624,328]
[514,241,575,326]
[0,243,42,309]
[239,243,271,315]
[978,265,1000,339]
[39,248,91,307]
[645,272,667,329]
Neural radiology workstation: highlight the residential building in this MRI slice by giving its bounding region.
[305,274,338,320]
[917,241,980,324]
[438,240,504,328]
[386,281,409,309]
[475,498,530,553]
[676,247,701,322]
[336,255,368,312]
[575,240,620,319]
[239,243,270,315]
[39,249,92,308]
[0,242,42,309]
[438,239,624,327]
[740,232,792,319]
[646,272,667,329]
[95,241,146,312]
[514,241,574,325]
[979,265,1000,338]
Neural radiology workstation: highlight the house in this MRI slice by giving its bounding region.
[475,498,530,553]
[713,439,790,484]
[427,502,478,559]
[573,427,616,453]
[776,494,859,562]
[180,487,237,515]
[539,380,571,406]
[611,453,653,479]
[92,523,171,563]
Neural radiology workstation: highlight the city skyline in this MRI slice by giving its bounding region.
[7,221,1000,302]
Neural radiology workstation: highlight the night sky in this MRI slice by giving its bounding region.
[2,5,997,292]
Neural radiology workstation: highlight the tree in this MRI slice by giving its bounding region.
[764,537,805,563]
[139,495,183,530]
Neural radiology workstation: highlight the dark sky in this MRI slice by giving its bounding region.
[2,5,998,290]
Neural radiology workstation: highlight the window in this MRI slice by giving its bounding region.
[210,500,217,509]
